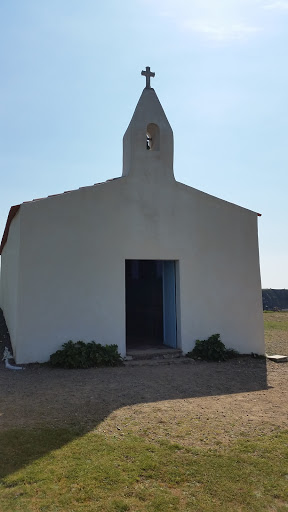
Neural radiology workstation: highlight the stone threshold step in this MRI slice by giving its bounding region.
[125,348,182,361]
[123,357,194,367]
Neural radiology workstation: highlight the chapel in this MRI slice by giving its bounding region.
[0,67,265,363]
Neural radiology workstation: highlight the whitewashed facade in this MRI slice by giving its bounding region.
[0,74,264,363]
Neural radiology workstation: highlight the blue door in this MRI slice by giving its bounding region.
[162,261,177,348]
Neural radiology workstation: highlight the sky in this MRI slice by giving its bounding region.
[0,0,287,288]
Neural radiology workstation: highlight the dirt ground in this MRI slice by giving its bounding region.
[0,311,287,448]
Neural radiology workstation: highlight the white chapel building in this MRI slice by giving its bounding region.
[0,67,265,364]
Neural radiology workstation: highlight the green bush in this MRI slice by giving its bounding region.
[186,334,239,362]
[49,341,123,369]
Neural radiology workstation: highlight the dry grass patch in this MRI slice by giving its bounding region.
[264,311,288,355]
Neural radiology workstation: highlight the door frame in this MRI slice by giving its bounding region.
[125,259,180,350]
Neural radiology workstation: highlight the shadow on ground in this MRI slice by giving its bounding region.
[0,358,269,479]
[0,310,269,479]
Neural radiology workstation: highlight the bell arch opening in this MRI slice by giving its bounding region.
[146,123,160,151]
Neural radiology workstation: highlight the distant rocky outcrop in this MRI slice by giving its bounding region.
[262,289,288,311]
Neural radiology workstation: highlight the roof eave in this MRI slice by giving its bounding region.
[0,205,21,255]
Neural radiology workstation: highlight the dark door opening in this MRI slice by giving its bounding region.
[125,260,177,350]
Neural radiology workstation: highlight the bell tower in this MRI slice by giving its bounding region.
[122,67,174,181]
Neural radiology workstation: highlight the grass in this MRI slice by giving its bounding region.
[0,428,287,512]
[264,311,288,354]
[0,312,287,511]
[264,311,288,331]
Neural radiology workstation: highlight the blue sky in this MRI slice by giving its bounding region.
[0,0,287,288]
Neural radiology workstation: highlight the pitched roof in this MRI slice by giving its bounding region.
[0,205,21,254]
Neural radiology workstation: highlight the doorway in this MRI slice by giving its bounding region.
[125,260,177,350]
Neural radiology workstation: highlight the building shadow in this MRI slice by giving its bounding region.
[0,355,269,480]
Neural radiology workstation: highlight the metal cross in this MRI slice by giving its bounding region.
[141,66,155,88]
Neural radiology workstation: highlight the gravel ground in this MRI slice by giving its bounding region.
[0,310,287,448]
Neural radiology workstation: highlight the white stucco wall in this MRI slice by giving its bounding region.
[0,87,264,363]
[3,171,264,364]
[0,211,21,354]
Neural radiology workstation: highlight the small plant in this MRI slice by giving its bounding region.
[49,341,122,369]
[225,348,240,359]
[250,352,266,359]
[186,334,239,362]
